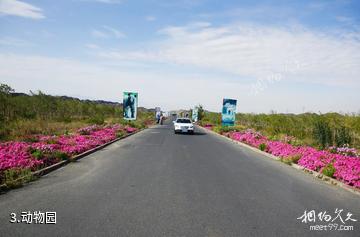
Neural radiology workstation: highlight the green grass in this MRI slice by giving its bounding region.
[2,168,34,189]
[201,111,360,149]
[322,164,336,178]
[0,83,154,141]
[259,143,267,151]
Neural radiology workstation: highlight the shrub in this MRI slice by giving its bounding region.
[287,154,302,164]
[46,138,58,144]
[58,116,72,123]
[335,126,352,147]
[53,151,69,161]
[197,105,205,121]
[121,120,142,129]
[3,168,33,188]
[22,136,39,143]
[31,149,44,160]
[212,125,245,134]
[116,131,125,138]
[88,115,105,125]
[259,143,267,151]
[322,164,336,178]
[313,120,333,149]
[280,158,293,165]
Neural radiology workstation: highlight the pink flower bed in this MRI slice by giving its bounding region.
[125,126,137,133]
[0,142,43,172]
[203,124,214,130]
[226,129,360,188]
[0,124,138,175]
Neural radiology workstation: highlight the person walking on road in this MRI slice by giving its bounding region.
[160,113,164,125]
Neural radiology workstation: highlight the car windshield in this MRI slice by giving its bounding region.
[176,119,191,123]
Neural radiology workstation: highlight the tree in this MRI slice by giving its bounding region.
[197,105,205,120]
[0,83,15,121]
[335,126,352,147]
[0,83,14,94]
[313,119,333,149]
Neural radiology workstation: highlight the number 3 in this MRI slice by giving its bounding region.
[9,213,17,223]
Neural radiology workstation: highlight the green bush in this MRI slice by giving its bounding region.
[322,164,336,178]
[88,115,105,125]
[335,126,352,147]
[31,149,44,160]
[116,131,125,138]
[53,151,70,161]
[280,158,293,165]
[288,154,302,164]
[282,154,302,164]
[22,136,39,143]
[122,119,147,129]
[259,143,267,151]
[3,168,33,188]
[212,125,245,134]
[279,154,302,165]
[57,116,72,123]
[313,120,333,149]
[46,139,58,144]
[201,111,359,149]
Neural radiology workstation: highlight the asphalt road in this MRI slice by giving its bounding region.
[0,120,359,237]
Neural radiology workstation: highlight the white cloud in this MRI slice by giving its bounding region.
[93,0,122,3]
[1,53,359,113]
[0,0,44,19]
[91,26,125,39]
[102,26,125,38]
[0,53,246,111]
[91,29,109,38]
[94,22,360,88]
[145,16,156,21]
[80,0,122,3]
[0,36,33,47]
[85,43,100,49]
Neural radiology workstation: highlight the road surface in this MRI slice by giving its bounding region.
[0,121,359,236]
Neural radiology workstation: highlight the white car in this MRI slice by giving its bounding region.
[173,118,194,134]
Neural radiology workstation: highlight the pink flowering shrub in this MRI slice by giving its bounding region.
[329,146,358,157]
[125,126,138,133]
[203,124,214,130]
[77,125,102,135]
[0,124,138,183]
[0,142,43,171]
[225,129,360,188]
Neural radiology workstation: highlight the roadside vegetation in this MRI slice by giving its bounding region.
[199,111,360,149]
[199,111,360,189]
[0,83,153,141]
[0,83,154,190]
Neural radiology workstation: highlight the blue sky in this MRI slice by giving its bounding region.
[0,0,359,113]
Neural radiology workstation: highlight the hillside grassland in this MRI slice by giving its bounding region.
[0,84,153,141]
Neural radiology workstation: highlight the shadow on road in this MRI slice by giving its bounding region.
[148,126,171,130]
[174,132,206,136]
